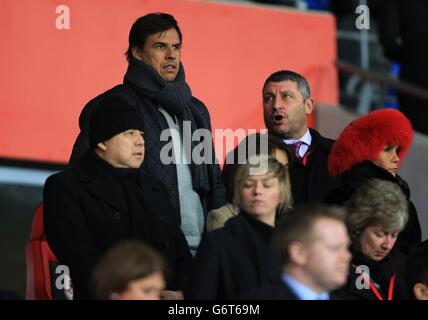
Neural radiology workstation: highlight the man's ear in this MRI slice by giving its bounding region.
[289,241,308,266]
[413,283,428,300]
[132,46,143,61]
[97,142,107,151]
[304,98,315,115]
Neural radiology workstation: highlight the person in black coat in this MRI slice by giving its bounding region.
[68,13,225,254]
[43,95,192,300]
[186,155,292,299]
[327,108,422,254]
[406,239,428,300]
[378,0,428,136]
[241,205,351,300]
[262,70,339,205]
[338,179,410,300]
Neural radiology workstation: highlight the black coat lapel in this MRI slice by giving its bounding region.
[75,153,127,213]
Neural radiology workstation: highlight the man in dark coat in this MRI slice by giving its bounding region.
[241,205,351,300]
[406,240,428,300]
[68,13,225,254]
[44,95,192,300]
[262,70,339,204]
[378,0,428,135]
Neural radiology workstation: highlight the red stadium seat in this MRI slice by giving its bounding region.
[25,203,64,300]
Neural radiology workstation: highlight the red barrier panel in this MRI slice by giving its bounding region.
[0,0,337,163]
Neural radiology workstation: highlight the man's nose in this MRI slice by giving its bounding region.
[165,46,176,59]
[136,134,144,145]
[272,95,283,110]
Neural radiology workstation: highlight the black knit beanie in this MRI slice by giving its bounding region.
[89,95,143,149]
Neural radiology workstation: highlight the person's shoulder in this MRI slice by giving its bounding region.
[203,225,233,245]
[191,96,208,109]
[190,96,210,115]
[324,184,354,205]
[206,204,238,232]
[309,128,335,147]
[208,204,237,219]
[45,168,75,185]
[140,173,167,190]
[43,168,78,197]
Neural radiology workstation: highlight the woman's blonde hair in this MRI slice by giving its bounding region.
[345,179,409,241]
[233,154,292,216]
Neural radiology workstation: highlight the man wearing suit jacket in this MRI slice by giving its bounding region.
[244,205,351,300]
[43,95,192,300]
[262,70,339,204]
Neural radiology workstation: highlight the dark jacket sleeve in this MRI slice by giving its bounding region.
[185,233,221,300]
[43,174,99,299]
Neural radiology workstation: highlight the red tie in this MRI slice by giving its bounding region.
[291,141,304,162]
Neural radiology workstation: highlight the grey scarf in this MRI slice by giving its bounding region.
[124,57,210,196]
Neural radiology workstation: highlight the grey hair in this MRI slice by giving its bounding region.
[345,179,409,241]
[263,70,311,100]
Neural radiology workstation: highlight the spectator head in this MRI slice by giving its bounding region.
[91,240,167,300]
[328,109,413,177]
[276,205,351,293]
[233,155,292,225]
[90,94,145,169]
[262,70,314,140]
[126,13,182,81]
[345,179,408,261]
[223,133,293,203]
[406,240,428,300]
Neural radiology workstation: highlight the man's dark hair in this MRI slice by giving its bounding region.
[263,70,311,100]
[125,13,183,62]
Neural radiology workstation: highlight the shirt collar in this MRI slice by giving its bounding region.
[282,273,330,300]
[283,129,312,146]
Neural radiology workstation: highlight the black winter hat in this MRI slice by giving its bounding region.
[89,95,143,149]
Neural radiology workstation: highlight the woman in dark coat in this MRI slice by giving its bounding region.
[186,155,292,299]
[43,95,192,300]
[340,179,410,300]
[206,133,293,232]
[326,109,421,254]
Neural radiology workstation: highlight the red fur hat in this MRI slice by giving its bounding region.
[328,109,413,176]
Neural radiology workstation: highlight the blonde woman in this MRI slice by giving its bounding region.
[206,133,292,232]
[187,155,291,299]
